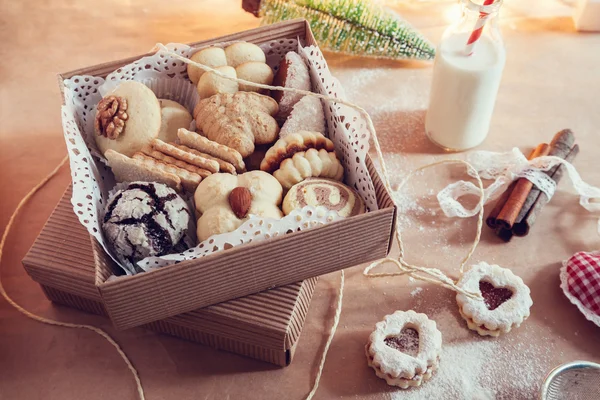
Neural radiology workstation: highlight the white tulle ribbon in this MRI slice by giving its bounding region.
[437,148,600,232]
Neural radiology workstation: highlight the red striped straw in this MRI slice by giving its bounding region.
[465,0,496,56]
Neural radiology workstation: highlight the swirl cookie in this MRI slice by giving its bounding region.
[273,148,343,190]
[366,310,442,389]
[456,262,533,337]
[282,178,365,217]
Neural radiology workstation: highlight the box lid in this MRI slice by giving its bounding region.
[23,186,317,351]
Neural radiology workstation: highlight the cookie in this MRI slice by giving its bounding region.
[224,42,266,67]
[235,61,274,93]
[102,182,191,264]
[282,178,365,217]
[456,262,533,337]
[366,310,442,389]
[197,65,238,99]
[273,148,344,190]
[272,51,311,122]
[157,99,192,143]
[193,92,279,158]
[105,149,182,192]
[178,128,245,173]
[260,131,335,173]
[280,96,326,138]
[131,152,204,193]
[149,139,219,173]
[167,142,236,174]
[94,81,161,157]
[187,46,228,85]
[194,171,283,242]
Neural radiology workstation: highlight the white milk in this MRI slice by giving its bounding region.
[425,32,506,151]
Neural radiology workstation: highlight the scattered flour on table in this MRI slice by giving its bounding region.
[410,287,423,297]
[390,293,555,400]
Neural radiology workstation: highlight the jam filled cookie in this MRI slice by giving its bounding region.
[366,310,442,389]
[456,262,533,337]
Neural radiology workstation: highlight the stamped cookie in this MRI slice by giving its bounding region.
[193,92,279,158]
[456,262,533,337]
[94,81,161,157]
[366,310,442,389]
[282,178,365,217]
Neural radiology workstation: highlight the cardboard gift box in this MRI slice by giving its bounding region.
[58,19,396,330]
[23,187,317,366]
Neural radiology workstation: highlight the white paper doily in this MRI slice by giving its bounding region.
[60,40,378,275]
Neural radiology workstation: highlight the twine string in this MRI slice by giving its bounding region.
[0,155,145,400]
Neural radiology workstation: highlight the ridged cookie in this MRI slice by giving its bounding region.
[260,131,335,173]
[273,148,343,190]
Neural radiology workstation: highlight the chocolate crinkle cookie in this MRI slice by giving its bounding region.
[102,181,191,264]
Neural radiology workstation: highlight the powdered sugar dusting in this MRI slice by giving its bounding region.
[369,310,442,379]
[457,262,533,332]
[391,288,555,400]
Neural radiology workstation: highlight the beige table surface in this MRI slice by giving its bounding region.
[1,0,599,399]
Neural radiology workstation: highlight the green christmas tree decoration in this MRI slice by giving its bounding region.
[242,0,435,61]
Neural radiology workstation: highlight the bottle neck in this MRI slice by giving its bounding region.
[445,0,503,44]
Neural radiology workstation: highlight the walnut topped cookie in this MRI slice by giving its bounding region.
[94,81,162,157]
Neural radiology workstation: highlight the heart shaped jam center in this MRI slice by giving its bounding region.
[479,281,513,310]
[384,328,419,356]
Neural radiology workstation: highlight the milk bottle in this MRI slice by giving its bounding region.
[426,0,505,151]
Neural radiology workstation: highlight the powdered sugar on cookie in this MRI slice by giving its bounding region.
[366,310,442,387]
[457,262,533,336]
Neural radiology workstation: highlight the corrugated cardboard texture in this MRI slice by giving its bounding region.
[23,187,317,366]
[58,19,397,330]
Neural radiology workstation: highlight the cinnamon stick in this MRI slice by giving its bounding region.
[512,144,579,236]
[513,129,575,229]
[486,182,517,229]
[486,146,541,229]
[495,226,514,242]
[496,143,551,230]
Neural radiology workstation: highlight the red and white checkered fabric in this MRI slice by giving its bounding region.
[560,251,600,327]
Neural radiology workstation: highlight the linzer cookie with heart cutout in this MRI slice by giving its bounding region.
[366,310,442,389]
[456,262,533,337]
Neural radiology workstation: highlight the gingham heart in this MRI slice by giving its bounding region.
[560,251,600,328]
